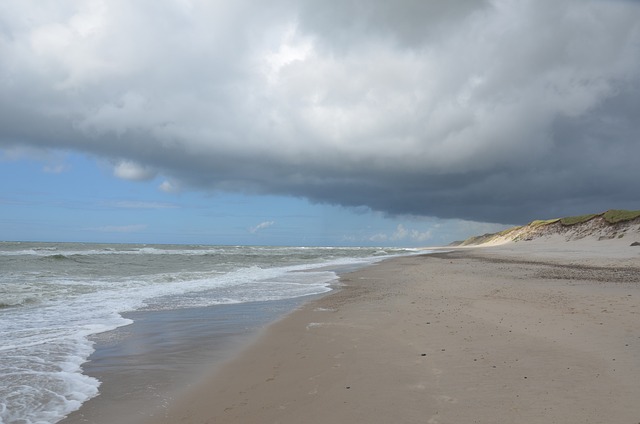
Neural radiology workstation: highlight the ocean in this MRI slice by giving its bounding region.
[0,242,416,424]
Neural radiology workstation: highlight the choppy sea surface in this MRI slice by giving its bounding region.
[0,242,416,424]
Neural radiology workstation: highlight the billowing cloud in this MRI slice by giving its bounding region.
[112,160,156,181]
[1,0,639,225]
[159,180,180,193]
[370,224,432,243]
[249,221,276,234]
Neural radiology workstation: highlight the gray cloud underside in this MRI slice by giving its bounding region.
[2,0,640,224]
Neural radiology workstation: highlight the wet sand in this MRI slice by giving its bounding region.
[60,298,309,424]
[149,243,640,424]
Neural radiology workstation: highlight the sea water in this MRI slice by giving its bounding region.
[0,242,414,424]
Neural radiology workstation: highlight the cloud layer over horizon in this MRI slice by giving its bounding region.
[2,0,639,225]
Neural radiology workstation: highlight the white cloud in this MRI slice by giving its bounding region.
[249,221,275,234]
[159,180,181,193]
[369,224,432,243]
[113,160,156,181]
[391,224,409,241]
[409,228,432,242]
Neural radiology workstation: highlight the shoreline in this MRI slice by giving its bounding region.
[60,297,314,424]
[58,252,399,424]
[148,245,640,424]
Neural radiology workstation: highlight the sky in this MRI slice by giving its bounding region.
[1,0,639,246]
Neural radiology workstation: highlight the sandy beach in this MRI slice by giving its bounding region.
[146,239,640,424]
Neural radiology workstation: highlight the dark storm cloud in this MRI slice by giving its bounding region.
[1,0,639,224]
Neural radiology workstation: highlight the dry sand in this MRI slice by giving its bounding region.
[149,239,640,424]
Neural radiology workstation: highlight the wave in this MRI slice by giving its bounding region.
[2,247,226,257]
[2,244,419,258]
[48,254,71,260]
[0,298,38,309]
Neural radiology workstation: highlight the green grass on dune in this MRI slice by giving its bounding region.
[529,218,560,228]
[558,210,640,226]
[559,214,598,226]
[602,209,640,223]
[454,209,640,246]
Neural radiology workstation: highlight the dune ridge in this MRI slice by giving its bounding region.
[451,209,640,246]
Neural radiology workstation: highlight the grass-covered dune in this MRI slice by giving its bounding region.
[451,209,640,246]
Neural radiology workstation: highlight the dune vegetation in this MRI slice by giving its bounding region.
[452,209,640,246]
